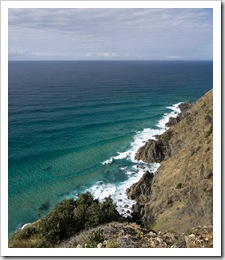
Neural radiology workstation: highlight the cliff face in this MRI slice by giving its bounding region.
[130,90,213,233]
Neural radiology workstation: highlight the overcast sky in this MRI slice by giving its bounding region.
[8,8,213,60]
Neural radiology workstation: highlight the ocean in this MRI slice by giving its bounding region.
[8,60,213,236]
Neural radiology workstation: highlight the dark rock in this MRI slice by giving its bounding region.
[135,130,174,163]
[178,101,192,112]
[127,171,154,200]
[126,188,131,194]
[166,116,181,127]
[132,203,143,213]
[135,140,165,163]
[165,101,191,128]
[167,198,173,207]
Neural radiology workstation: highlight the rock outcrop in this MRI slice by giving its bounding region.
[126,171,154,222]
[134,101,193,163]
[165,100,192,127]
[59,222,213,248]
[132,89,213,233]
[127,171,154,200]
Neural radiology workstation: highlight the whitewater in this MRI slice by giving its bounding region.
[84,102,182,217]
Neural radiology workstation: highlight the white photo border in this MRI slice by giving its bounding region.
[1,0,221,257]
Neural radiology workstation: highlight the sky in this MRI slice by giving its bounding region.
[8,8,213,60]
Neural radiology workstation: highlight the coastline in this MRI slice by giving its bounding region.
[17,100,185,234]
[8,89,213,248]
[8,60,213,238]
[128,89,213,232]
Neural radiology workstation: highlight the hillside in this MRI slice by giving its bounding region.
[129,89,213,232]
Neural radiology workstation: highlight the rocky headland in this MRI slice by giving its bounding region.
[129,89,213,233]
[8,90,213,248]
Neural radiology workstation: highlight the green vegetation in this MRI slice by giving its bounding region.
[168,228,177,233]
[85,229,104,248]
[136,231,144,238]
[38,198,77,247]
[7,222,41,248]
[150,220,164,231]
[106,240,120,248]
[9,192,120,248]
[186,229,197,236]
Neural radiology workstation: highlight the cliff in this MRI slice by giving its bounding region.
[129,89,213,232]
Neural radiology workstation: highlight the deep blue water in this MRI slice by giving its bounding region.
[8,60,213,236]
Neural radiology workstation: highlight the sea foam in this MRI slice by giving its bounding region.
[92,102,182,216]
[86,163,160,217]
[102,102,181,166]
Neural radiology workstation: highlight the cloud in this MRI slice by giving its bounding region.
[8,8,213,60]
[85,52,142,58]
[167,55,182,59]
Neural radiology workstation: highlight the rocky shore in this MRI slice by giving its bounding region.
[8,89,213,248]
[129,89,213,233]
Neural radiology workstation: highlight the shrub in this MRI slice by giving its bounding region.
[74,194,120,230]
[39,199,77,246]
[9,192,121,248]
[74,200,101,230]
[100,197,120,222]
[106,240,120,248]
[76,192,96,207]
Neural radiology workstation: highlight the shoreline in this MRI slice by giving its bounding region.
[8,89,214,248]
[17,100,185,234]
[127,89,213,232]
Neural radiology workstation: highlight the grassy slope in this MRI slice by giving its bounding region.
[140,90,213,232]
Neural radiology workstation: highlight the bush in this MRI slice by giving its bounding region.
[74,199,101,230]
[74,193,120,230]
[100,197,120,222]
[39,199,77,246]
[39,192,120,246]
[9,192,121,248]
[76,192,96,207]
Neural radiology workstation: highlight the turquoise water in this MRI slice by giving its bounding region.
[8,60,213,236]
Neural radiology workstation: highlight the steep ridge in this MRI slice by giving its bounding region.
[129,89,213,232]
